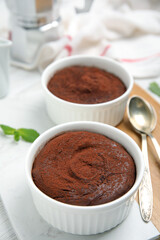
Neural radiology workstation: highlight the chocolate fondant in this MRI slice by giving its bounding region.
[47,66,126,104]
[32,131,136,206]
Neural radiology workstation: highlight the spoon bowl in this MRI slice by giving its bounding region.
[128,96,160,160]
[128,96,156,135]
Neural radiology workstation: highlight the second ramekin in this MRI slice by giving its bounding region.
[42,56,133,126]
[26,121,144,235]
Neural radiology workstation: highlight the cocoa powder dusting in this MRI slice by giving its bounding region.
[32,131,136,206]
[47,66,126,104]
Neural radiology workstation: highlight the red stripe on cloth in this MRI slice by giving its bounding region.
[65,35,72,41]
[8,31,12,40]
[120,52,160,63]
[100,45,111,56]
[64,44,72,56]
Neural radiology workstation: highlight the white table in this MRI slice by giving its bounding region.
[0,64,160,240]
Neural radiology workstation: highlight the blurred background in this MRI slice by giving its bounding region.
[1,0,160,71]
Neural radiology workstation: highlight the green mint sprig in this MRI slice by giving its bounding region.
[149,82,160,97]
[0,124,40,142]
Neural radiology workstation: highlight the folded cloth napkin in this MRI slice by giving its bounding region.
[37,0,160,78]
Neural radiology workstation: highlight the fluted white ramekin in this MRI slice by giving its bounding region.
[26,121,144,235]
[42,56,133,126]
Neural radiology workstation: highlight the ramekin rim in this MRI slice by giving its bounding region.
[41,55,134,108]
[26,121,144,211]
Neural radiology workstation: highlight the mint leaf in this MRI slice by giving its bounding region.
[18,128,40,143]
[14,131,20,141]
[0,124,40,142]
[149,82,160,97]
[0,124,15,135]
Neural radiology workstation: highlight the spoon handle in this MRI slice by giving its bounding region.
[148,133,160,160]
[139,133,153,222]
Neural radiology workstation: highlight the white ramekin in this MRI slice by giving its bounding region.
[26,121,144,235]
[42,56,133,126]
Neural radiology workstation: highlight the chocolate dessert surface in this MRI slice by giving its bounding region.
[47,66,126,104]
[32,131,136,206]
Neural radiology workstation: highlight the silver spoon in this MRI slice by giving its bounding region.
[128,96,160,160]
[127,96,153,222]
